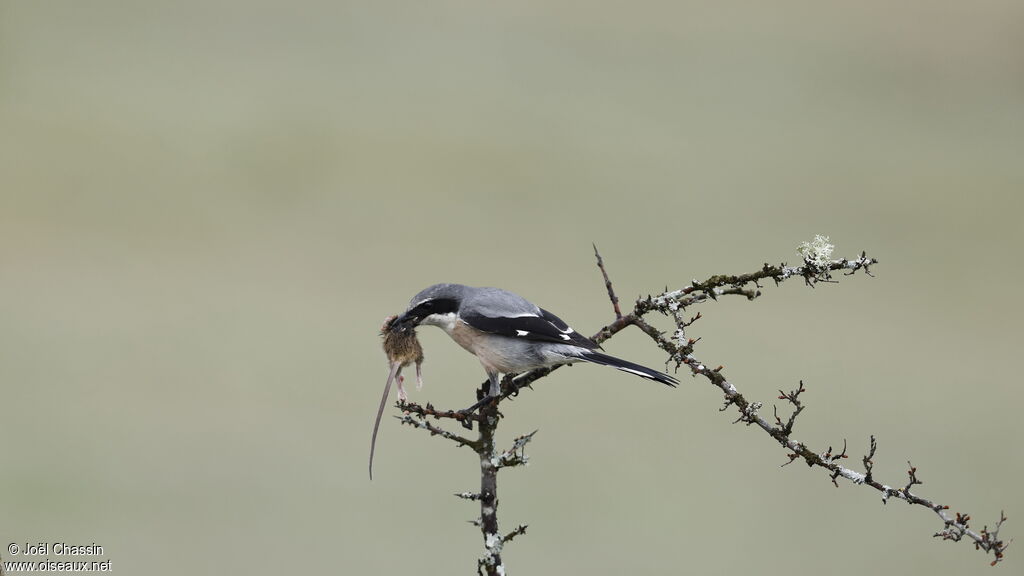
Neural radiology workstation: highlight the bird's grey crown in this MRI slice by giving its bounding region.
[408,284,542,318]
[407,283,470,310]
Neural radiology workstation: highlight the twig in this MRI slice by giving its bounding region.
[494,431,538,469]
[774,381,806,436]
[401,400,484,425]
[593,243,622,319]
[502,525,528,545]
[588,247,1004,564]
[397,412,477,449]
[669,338,1008,564]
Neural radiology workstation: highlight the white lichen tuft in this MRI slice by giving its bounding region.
[651,289,683,307]
[797,235,835,269]
[881,485,894,504]
[839,468,866,485]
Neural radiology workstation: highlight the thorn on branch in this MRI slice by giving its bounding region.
[719,393,740,412]
[956,512,972,530]
[774,380,807,435]
[732,401,762,425]
[905,461,923,494]
[933,509,1010,565]
[404,401,484,424]
[493,431,538,469]
[632,316,682,365]
[781,451,801,467]
[397,412,477,448]
[863,435,878,484]
[502,524,528,545]
[592,243,622,319]
[778,380,806,404]
[844,251,877,277]
[822,439,850,486]
[980,512,1010,565]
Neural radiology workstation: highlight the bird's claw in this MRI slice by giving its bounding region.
[463,394,501,415]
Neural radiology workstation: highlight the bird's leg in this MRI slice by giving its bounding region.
[395,367,408,402]
[460,372,503,415]
[415,360,424,390]
[487,371,501,398]
[463,396,487,413]
[454,372,504,428]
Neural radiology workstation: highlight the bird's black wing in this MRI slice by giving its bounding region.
[462,307,598,349]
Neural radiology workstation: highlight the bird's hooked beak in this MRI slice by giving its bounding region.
[390,310,421,333]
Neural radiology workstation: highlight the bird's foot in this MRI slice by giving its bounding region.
[454,396,498,430]
[463,394,499,414]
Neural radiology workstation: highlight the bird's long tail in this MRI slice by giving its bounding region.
[578,351,678,387]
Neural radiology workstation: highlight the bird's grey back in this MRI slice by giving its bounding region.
[461,286,541,318]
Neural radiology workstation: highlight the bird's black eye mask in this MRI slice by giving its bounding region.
[412,297,458,318]
[393,297,460,331]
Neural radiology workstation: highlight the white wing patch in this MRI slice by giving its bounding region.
[516,330,530,337]
[559,334,571,340]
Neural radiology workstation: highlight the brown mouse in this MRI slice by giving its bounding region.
[369,315,424,480]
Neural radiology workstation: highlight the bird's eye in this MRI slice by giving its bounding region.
[422,301,433,309]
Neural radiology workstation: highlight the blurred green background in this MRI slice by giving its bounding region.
[2,1,1022,574]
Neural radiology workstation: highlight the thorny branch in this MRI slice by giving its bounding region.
[594,242,622,319]
[397,386,536,576]
[392,242,1009,572]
